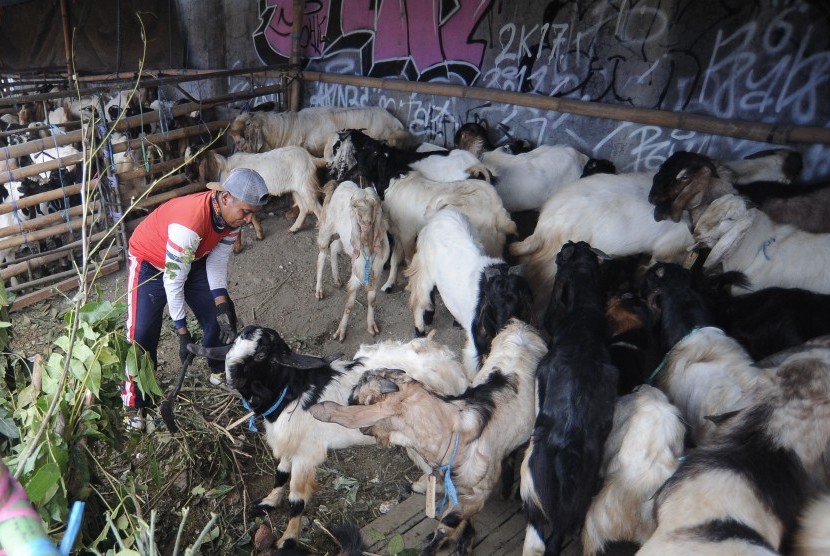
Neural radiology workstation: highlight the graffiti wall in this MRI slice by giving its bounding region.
[251,0,830,178]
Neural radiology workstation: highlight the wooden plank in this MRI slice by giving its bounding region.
[363,494,429,553]
[10,260,120,311]
[474,511,526,554]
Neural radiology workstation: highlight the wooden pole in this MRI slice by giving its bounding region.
[1,229,109,279]
[289,0,306,111]
[0,201,100,239]
[59,0,74,80]
[297,71,830,146]
[0,183,88,216]
[0,211,102,251]
[10,260,120,311]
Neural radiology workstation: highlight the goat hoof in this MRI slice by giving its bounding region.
[415,328,426,338]
[452,320,462,329]
[381,284,394,293]
[249,501,275,517]
[315,291,324,300]
[424,310,435,325]
[288,227,300,233]
[278,538,298,550]
[368,324,379,336]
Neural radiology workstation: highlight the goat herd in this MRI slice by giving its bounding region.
[183,105,830,556]
[9,97,830,555]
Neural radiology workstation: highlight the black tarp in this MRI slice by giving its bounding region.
[0,0,185,74]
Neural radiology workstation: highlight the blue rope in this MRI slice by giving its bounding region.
[361,248,373,285]
[761,237,776,261]
[647,327,701,385]
[241,386,289,432]
[435,433,460,515]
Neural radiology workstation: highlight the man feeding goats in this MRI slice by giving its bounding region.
[122,168,269,430]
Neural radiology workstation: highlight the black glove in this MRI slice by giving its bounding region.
[178,330,193,365]
[215,299,238,345]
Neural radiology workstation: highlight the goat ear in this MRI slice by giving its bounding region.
[276,351,332,369]
[702,214,754,270]
[349,202,362,257]
[371,200,386,255]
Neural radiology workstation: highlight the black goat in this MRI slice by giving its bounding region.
[521,241,618,555]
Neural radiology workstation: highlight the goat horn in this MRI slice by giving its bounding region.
[187,343,232,360]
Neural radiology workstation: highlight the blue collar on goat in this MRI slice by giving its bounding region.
[241,386,289,432]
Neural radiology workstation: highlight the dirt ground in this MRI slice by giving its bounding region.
[10,193,472,554]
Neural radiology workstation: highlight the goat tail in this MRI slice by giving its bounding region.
[509,232,544,259]
[332,523,366,556]
[496,209,518,236]
[466,162,492,183]
[794,493,830,556]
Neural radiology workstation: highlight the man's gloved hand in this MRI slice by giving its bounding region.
[178,329,193,364]
[216,299,238,345]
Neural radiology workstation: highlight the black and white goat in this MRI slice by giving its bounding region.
[315,181,389,341]
[638,344,830,555]
[521,241,619,556]
[581,385,685,555]
[693,194,830,295]
[311,319,548,555]
[641,262,767,446]
[405,208,534,376]
[326,129,488,198]
[188,325,467,549]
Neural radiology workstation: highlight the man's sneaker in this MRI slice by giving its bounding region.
[209,372,225,386]
[124,407,145,432]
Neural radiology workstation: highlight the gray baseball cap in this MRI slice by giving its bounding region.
[207,167,269,206]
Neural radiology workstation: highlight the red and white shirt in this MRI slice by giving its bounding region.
[128,191,239,328]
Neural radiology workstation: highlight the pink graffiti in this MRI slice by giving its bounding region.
[260,0,492,74]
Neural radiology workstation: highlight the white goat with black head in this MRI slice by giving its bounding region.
[315,181,389,342]
[638,344,830,555]
[641,262,767,446]
[311,319,548,555]
[405,208,534,376]
[693,194,830,295]
[188,325,468,550]
[521,241,619,556]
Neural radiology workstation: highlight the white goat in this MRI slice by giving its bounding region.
[230,106,413,156]
[694,194,830,295]
[405,208,534,376]
[581,385,685,555]
[478,144,590,212]
[190,325,467,549]
[315,181,389,342]
[652,327,764,446]
[405,148,488,183]
[638,345,830,555]
[510,172,693,318]
[197,147,325,234]
[311,319,548,554]
[382,172,516,292]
